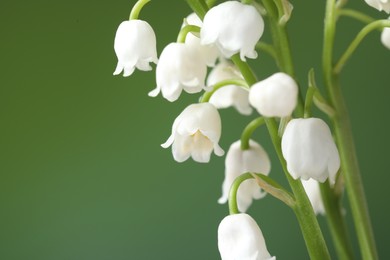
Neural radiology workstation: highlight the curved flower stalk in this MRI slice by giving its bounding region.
[218,213,275,260]
[161,103,224,163]
[149,43,207,102]
[207,62,252,115]
[183,13,219,67]
[201,1,264,61]
[218,140,271,212]
[364,0,390,13]
[113,20,158,77]
[302,179,325,215]
[281,118,340,184]
[249,72,298,118]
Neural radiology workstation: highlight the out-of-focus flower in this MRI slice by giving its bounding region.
[302,179,325,215]
[183,13,219,67]
[161,103,224,163]
[218,213,276,260]
[281,118,340,184]
[113,20,158,77]
[218,140,271,212]
[249,72,298,118]
[149,43,207,102]
[207,62,252,115]
[381,19,390,49]
[201,1,264,61]
[364,0,390,13]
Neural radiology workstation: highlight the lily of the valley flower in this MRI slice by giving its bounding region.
[183,13,219,67]
[218,213,275,260]
[249,72,298,118]
[364,0,390,13]
[218,140,271,212]
[381,21,390,49]
[281,118,340,184]
[161,103,224,163]
[302,179,325,215]
[201,1,264,61]
[113,20,158,77]
[149,43,207,102]
[207,62,252,115]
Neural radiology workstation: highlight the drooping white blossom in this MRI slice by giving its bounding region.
[364,0,390,13]
[183,13,219,67]
[302,179,325,215]
[249,72,298,117]
[161,103,224,163]
[218,140,271,212]
[207,62,252,115]
[201,1,264,61]
[149,43,207,102]
[113,20,158,77]
[381,20,390,49]
[218,213,276,260]
[281,118,340,184]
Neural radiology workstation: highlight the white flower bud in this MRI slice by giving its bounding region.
[249,72,298,117]
[149,43,207,102]
[364,0,390,13]
[302,179,325,215]
[218,213,275,260]
[381,22,390,49]
[161,103,224,163]
[183,13,219,67]
[113,20,158,77]
[201,1,264,61]
[281,118,340,184]
[218,140,271,212]
[207,62,252,115]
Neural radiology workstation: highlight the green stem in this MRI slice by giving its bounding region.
[334,19,390,73]
[200,79,248,103]
[129,0,151,20]
[232,43,331,260]
[320,182,355,260]
[228,173,251,215]
[323,0,378,259]
[185,0,209,19]
[337,8,375,24]
[177,25,200,43]
[240,117,265,150]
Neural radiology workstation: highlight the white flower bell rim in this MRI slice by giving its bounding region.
[149,42,207,102]
[161,103,224,163]
[281,118,340,184]
[249,72,298,118]
[207,62,252,115]
[302,179,325,215]
[218,213,275,260]
[201,1,264,61]
[218,140,271,212]
[113,20,158,77]
[364,0,390,13]
[381,19,390,49]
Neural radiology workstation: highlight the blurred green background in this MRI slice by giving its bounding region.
[1,0,389,259]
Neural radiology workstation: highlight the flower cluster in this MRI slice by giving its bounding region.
[113,0,385,258]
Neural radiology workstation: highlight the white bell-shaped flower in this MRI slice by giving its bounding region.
[364,0,390,13]
[183,13,219,67]
[201,1,264,61]
[302,179,325,215]
[218,140,271,212]
[249,72,298,117]
[149,43,207,102]
[207,62,252,115]
[161,103,224,163]
[113,20,158,77]
[281,118,340,184]
[381,21,390,49]
[218,213,275,260]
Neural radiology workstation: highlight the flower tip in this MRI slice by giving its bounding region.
[148,87,160,97]
[218,196,227,204]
